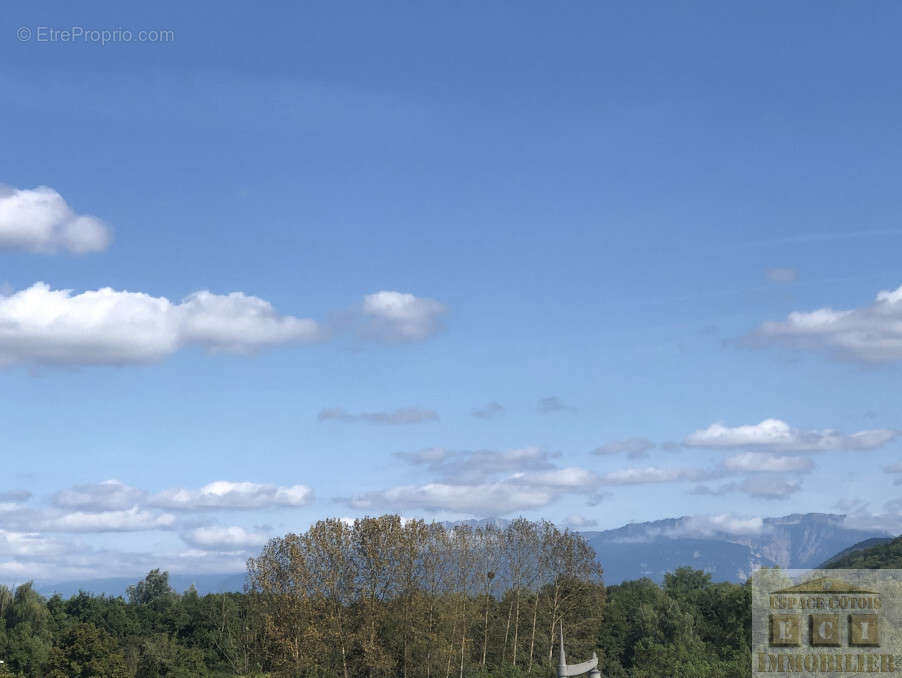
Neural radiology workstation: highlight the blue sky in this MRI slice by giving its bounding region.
[2,1,902,581]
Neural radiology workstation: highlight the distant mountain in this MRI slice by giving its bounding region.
[28,513,888,597]
[584,513,888,585]
[34,572,247,599]
[820,536,902,569]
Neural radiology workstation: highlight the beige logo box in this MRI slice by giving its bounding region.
[752,569,902,675]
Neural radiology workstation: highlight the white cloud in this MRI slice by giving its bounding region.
[0,539,253,584]
[182,526,269,551]
[395,446,557,484]
[724,452,814,473]
[0,529,67,557]
[351,452,597,516]
[151,481,312,510]
[599,466,716,485]
[53,480,145,511]
[41,507,176,532]
[685,419,896,452]
[350,481,554,515]
[361,291,446,341]
[751,284,902,361]
[318,407,438,425]
[592,438,655,459]
[0,185,111,254]
[0,282,322,366]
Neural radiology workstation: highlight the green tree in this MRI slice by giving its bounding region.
[46,622,129,678]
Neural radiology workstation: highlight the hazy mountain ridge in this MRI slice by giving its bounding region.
[35,572,247,599]
[30,513,889,596]
[585,512,889,584]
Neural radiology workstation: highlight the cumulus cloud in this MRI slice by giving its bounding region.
[151,481,313,510]
[0,529,68,558]
[537,396,575,414]
[471,402,505,419]
[723,452,814,473]
[182,526,269,551]
[0,185,111,254]
[41,507,176,532]
[350,482,555,515]
[0,479,313,538]
[0,283,322,366]
[598,466,718,485]
[750,284,902,362]
[356,471,596,514]
[690,477,804,500]
[685,419,896,452]
[592,438,655,459]
[53,479,145,512]
[395,446,558,484]
[766,268,798,283]
[0,538,254,583]
[352,448,597,516]
[360,291,446,341]
[318,407,438,425]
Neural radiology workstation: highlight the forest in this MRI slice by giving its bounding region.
[0,515,753,677]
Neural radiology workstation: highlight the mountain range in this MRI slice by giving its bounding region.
[32,512,892,596]
[582,512,888,584]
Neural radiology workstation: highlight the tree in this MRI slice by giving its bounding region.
[46,622,129,678]
[127,569,176,606]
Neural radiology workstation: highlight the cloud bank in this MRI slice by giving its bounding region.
[350,447,596,516]
[151,481,313,510]
[0,284,447,367]
[685,419,895,452]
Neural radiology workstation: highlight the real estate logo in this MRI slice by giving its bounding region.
[752,569,902,675]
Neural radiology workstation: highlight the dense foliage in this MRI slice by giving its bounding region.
[0,516,755,677]
[597,569,751,678]
[246,516,604,677]
[822,536,902,568]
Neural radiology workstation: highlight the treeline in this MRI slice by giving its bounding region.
[0,515,755,677]
[246,516,604,677]
[0,571,254,678]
